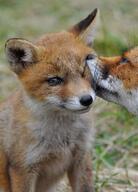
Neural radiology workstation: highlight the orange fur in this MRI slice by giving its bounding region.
[19,32,93,101]
[100,47,138,89]
[0,9,99,192]
[0,150,10,192]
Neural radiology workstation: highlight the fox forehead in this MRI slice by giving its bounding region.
[24,31,92,76]
[37,32,92,59]
[18,33,93,101]
[19,32,93,90]
[36,31,91,51]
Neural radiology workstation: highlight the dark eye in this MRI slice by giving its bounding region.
[47,77,64,86]
[120,57,129,64]
[85,54,96,63]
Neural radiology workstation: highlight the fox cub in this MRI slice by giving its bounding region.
[0,9,99,192]
[88,47,138,115]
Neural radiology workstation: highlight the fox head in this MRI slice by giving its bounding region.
[5,9,99,113]
[88,47,138,115]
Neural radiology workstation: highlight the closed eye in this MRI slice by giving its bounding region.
[120,57,129,64]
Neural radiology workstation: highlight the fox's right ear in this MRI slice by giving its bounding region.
[69,8,100,46]
[5,38,38,74]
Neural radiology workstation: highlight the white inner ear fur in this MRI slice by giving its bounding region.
[21,47,35,63]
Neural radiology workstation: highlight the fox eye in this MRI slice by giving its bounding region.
[47,77,64,86]
[120,57,129,64]
[85,54,96,63]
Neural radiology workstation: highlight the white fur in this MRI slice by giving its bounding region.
[87,60,97,71]
[99,76,138,115]
[22,48,34,63]
[64,91,95,112]
[23,93,94,167]
[87,56,102,85]
[25,90,96,113]
[88,59,138,115]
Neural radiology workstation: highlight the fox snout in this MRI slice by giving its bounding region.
[64,94,94,113]
[80,94,93,106]
[46,88,95,113]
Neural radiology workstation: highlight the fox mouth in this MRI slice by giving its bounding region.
[73,106,91,113]
[96,84,119,99]
[46,95,94,113]
[59,104,91,113]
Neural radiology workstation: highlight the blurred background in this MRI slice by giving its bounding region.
[0,0,138,191]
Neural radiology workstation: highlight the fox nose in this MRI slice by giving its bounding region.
[80,95,93,106]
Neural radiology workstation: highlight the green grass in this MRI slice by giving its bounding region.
[93,102,138,191]
[0,0,138,191]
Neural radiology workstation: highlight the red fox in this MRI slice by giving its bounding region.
[88,47,138,115]
[0,9,99,192]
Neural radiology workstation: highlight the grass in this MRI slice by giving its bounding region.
[0,0,138,191]
[93,102,138,191]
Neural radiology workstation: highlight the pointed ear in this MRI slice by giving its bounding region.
[5,38,38,74]
[69,8,100,46]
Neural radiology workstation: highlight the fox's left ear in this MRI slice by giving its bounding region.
[69,8,100,46]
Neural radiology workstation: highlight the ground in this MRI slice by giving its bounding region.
[0,0,138,191]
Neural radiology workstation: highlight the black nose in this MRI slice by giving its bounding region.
[80,95,93,106]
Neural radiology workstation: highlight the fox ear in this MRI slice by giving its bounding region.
[5,38,38,74]
[69,8,99,46]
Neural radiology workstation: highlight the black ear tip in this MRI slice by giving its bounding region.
[90,8,98,17]
[93,8,98,13]
[85,8,98,24]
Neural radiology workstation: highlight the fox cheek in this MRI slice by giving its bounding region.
[5,38,38,74]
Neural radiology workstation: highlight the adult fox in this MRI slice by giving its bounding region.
[88,47,138,115]
[0,9,99,192]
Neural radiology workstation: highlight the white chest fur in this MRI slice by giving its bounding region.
[25,109,93,166]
